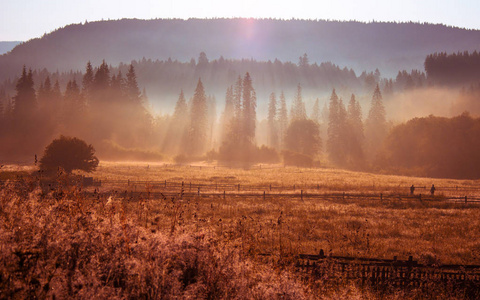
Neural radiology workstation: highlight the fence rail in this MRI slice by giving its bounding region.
[3,178,480,203]
[265,251,480,292]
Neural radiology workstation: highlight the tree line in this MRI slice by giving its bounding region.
[0,62,154,161]
[0,61,389,170]
[0,52,428,116]
[3,59,479,179]
[425,51,480,86]
[378,113,480,179]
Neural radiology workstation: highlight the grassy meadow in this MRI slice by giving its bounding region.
[2,161,480,299]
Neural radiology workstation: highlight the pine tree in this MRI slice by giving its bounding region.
[346,94,365,168]
[93,60,110,94]
[278,91,288,149]
[63,79,86,135]
[0,90,4,116]
[242,72,256,143]
[327,88,344,165]
[298,53,309,68]
[267,92,279,149]
[311,98,321,124]
[221,86,234,144]
[164,90,189,154]
[13,66,36,119]
[126,64,141,103]
[290,83,307,122]
[207,95,217,150]
[365,84,387,161]
[82,61,94,100]
[233,76,242,120]
[186,78,208,156]
[37,76,52,111]
[347,94,364,144]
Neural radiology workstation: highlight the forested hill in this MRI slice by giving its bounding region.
[0,41,21,55]
[1,18,480,81]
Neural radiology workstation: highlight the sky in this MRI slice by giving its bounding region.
[1,0,480,41]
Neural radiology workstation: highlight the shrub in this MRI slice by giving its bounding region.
[39,136,99,173]
[282,150,314,167]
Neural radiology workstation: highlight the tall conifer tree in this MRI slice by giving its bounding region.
[365,84,387,161]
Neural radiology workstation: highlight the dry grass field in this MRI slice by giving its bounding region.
[2,161,480,299]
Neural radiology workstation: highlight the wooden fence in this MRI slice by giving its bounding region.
[289,251,480,294]
[4,177,480,203]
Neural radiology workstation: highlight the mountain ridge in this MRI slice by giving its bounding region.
[1,18,480,81]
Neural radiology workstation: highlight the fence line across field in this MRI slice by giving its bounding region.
[96,178,480,194]
[3,178,480,203]
[284,250,480,291]
[78,189,480,204]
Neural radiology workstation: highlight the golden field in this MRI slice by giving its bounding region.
[2,161,480,299]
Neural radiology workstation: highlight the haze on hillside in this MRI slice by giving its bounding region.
[1,18,480,179]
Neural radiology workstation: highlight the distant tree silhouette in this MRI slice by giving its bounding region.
[206,95,217,150]
[220,86,234,144]
[290,83,307,122]
[163,90,188,154]
[241,72,256,144]
[82,61,94,99]
[345,94,365,167]
[425,51,480,86]
[63,79,85,128]
[327,89,343,164]
[311,97,321,125]
[185,78,208,156]
[0,89,5,120]
[278,91,288,149]
[365,84,387,161]
[379,113,480,179]
[40,136,99,173]
[285,119,321,158]
[267,92,279,149]
[13,66,36,120]
[126,64,141,103]
[298,53,309,68]
[219,73,257,164]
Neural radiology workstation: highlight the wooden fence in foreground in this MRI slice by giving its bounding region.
[259,251,480,293]
[296,251,480,286]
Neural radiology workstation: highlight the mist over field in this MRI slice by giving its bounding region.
[4,14,480,299]
[1,18,480,179]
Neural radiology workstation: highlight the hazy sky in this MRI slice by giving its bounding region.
[1,0,479,41]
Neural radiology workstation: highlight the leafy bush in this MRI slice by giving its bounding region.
[282,150,314,167]
[39,136,99,173]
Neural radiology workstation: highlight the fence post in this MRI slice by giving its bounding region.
[419,194,422,201]
[465,196,468,203]
[293,184,296,191]
[224,190,226,200]
[301,190,303,201]
[380,193,383,201]
[164,180,167,188]
[263,191,266,200]
[198,187,200,196]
